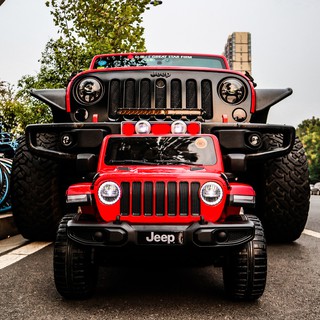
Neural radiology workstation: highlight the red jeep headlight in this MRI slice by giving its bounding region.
[200,182,223,205]
[98,182,121,205]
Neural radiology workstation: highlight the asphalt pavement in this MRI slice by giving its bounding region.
[0,196,319,320]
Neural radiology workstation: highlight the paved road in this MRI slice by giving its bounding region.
[0,196,319,320]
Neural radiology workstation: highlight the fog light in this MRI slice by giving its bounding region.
[247,133,262,148]
[61,133,73,147]
[214,230,228,243]
[232,108,247,122]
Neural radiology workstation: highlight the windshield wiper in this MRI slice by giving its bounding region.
[108,159,158,165]
[154,159,203,166]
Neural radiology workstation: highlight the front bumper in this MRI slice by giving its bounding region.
[67,217,255,248]
[25,122,295,162]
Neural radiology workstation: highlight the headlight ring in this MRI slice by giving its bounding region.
[98,181,121,205]
[200,182,223,205]
[218,78,247,105]
[75,77,104,105]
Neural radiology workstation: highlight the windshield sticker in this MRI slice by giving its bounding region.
[195,138,208,149]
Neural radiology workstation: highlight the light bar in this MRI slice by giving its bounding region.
[121,121,201,135]
[117,108,202,116]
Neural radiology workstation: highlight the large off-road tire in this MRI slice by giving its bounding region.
[54,214,98,299]
[223,215,267,301]
[11,134,64,240]
[254,135,310,242]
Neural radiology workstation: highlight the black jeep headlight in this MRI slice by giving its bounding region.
[200,182,223,205]
[75,77,103,104]
[98,182,121,205]
[218,78,247,105]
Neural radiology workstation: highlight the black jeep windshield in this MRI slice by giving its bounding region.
[93,54,226,69]
[105,136,216,166]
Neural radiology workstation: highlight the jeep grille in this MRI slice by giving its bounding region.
[109,78,213,120]
[120,181,201,217]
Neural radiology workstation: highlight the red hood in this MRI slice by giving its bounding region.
[98,165,222,180]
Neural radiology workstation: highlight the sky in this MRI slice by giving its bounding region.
[0,0,319,127]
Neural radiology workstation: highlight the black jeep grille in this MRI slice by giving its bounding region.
[120,181,201,217]
[108,77,213,120]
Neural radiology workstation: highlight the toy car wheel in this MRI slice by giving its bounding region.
[11,134,65,240]
[222,214,267,301]
[254,135,310,242]
[54,214,98,299]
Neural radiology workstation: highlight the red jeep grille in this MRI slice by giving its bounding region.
[120,181,201,217]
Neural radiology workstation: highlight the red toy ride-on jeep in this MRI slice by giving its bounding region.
[54,120,267,300]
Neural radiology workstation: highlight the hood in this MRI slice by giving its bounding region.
[98,165,221,181]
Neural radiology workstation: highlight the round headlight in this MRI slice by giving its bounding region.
[171,120,187,134]
[75,77,103,104]
[218,78,247,105]
[200,182,223,205]
[135,120,151,134]
[98,182,121,205]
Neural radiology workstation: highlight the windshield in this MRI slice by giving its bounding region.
[93,54,226,69]
[105,136,216,166]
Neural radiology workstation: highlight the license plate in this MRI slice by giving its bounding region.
[138,231,184,245]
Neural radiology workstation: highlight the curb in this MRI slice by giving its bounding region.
[0,212,19,240]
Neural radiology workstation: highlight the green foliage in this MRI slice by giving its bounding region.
[41,0,153,86]
[2,1,156,134]
[296,117,320,183]
[0,81,52,135]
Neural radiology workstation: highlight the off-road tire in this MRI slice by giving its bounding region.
[223,215,267,301]
[11,134,64,240]
[254,135,310,242]
[54,214,98,299]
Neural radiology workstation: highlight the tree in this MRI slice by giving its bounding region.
[7,0,160,133]
[0,80,51,135]
[296,117,320,183]
[38,0,157,87]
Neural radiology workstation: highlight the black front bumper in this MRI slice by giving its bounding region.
[67,217,255,249]
[25,122,295,162]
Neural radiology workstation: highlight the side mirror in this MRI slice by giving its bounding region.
[76,153,98,173]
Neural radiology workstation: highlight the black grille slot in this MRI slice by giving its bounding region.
[168,181,177,215]
[132,182,141,215]
[140,79,151,108]
[191,182,200,215]
[201,80,213,119]
[179,182,189,216]
[120,182,130,216]
[124,79,136,108]
[120,181,201,217]
[109,79,121,118]
[186,79,197,109]
[144,182,153,216]
[155,79,167,109]
[156,182,165,215]
[171,79,182,109]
